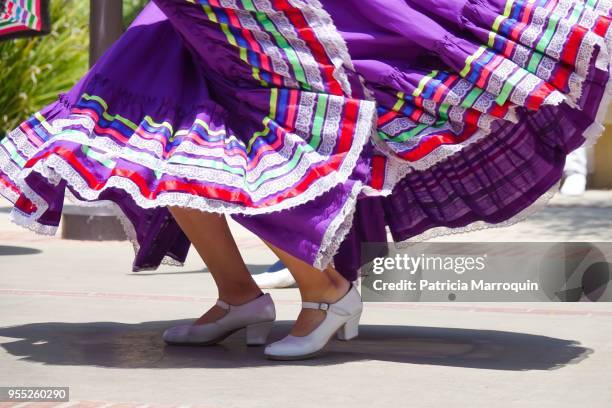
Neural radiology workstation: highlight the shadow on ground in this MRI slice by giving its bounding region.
[0,320,590,370]
[0,245,42,256]
[528,208,612,240]
[128,264,270,276]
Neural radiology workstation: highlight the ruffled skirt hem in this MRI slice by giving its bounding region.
[1,0,611,277]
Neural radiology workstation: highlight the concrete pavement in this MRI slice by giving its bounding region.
[0,191,611,408]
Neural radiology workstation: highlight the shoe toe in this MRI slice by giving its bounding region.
[162,324,191,343]
[264,336,302,356]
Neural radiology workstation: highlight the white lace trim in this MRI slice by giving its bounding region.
[289,0,356,95]
[0,142,52,223]
[582,62,612,145]
[465,0,611,108]
[376,127,492,195]
[376,82,606,196]
[0,180,19,203]
[313,181,362,270]
[9,209,58,236]
[375,88,605,196]
[212,0,355,96]
[3,99,375,217]
[44,96,354,198]
[372,9,611,193]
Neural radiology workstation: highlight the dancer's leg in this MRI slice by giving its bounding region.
[169,207,262,325]
[263,240,350,336]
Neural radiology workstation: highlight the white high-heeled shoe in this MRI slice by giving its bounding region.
[560,173,587,196]
[163,293,276,346]
[253,267,297,289]
[264,285,362,360]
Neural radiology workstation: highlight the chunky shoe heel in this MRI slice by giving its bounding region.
[336,313,360,341]
[246,320,274,346]
[163,293,276,346]
[264,285,363,360]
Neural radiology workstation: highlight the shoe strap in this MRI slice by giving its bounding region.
[216,299,231,310]
[302,301,330,311]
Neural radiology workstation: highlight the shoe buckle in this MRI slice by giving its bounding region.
[215,299,231,310]
[302,301,330,311]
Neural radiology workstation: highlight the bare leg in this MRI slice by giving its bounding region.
[263,240,350,336]
[169,206,262,325]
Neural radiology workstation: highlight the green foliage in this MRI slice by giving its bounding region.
[0,0,149,137]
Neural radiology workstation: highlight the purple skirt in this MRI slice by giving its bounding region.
[1,0,611,280]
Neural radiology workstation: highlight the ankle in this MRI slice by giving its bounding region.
[302,278,350,304]
[329,279,351,302]
[218,283,262,306]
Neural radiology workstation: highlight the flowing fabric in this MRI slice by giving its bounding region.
[1,0,610,280]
